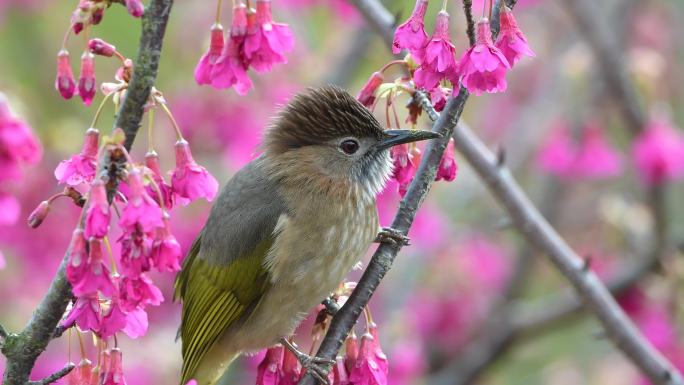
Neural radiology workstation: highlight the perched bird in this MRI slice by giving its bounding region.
[175,85,439,385]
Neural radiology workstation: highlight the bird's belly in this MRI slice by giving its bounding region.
[224,203,378,352]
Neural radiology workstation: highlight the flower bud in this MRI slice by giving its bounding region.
[27,200,50,228]
[78,52,97,106]
[55,49,76,99]
[89,38,116,57]
[356,72,384,109]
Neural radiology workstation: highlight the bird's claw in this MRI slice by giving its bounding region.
[374,227,410,246]
[280,338,334,384]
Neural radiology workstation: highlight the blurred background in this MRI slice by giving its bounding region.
[1,0,684,384]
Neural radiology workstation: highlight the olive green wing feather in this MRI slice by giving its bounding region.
[174,158,286,385]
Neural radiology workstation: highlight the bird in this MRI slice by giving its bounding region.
[175,85,439,385]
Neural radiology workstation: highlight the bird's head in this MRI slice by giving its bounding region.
[262,85,439,197]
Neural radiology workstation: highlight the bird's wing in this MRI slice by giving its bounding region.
[175,159,286,384]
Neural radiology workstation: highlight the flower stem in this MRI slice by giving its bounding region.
[147,108,155,153]
[158,102,184,141]
[89,92,114,129]
[215,0,224,24]
[379,60,408,74]
[441,0,447,11]
[103,236,118,275]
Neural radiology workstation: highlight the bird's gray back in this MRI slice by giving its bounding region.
[199,157,287,265]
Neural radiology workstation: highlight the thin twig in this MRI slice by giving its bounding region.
[462,0,476,46]
[0,0,174,383]
[27,363,75,385]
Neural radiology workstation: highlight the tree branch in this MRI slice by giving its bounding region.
[0,1,174,383]
[26,363,75,385]
[345,0,396,52]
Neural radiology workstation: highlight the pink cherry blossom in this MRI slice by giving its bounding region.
[78,52,96,106]
[55,49,76,99]
[122,307,148,338]
[54,128,99,186]
[435,138,457,181]
[66,229,89,285]
[195,24,225,85]
[99,296,128,338]
[495,6,535,67]
[0,192,20,225]
[367,323,389,377]
[119,169,164,233]
[62,294,101,332]
[391,144,415,186]
[633,119,684,185]
[256,346,284,385]
[151,219,182,272]
[243,0,295,73]
[84,180,110,239]
[171,139,219,203]
[345,333,359,374]
[392,0,428,59]
[413,11,458,91]
[458,18,510,96]
[281,345,302,385]
[71,238,115,297]
[119,274,163,311]
[119,228,152,277]
[331,356,350,385]
[211,4,253,94]
[102,348,126,385]
[429,86,451,112]
[348,333,387,385]
[0,94,42,182]
[536,121,575,177]
[144,151,174,209]
[63,358,93,385]
[357,72,384,109]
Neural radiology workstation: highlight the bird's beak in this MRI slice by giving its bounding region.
[377,129,441,150]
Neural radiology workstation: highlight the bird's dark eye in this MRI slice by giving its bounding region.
[340,139,360,155]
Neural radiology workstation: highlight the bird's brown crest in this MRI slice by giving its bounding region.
[264,85,384,155]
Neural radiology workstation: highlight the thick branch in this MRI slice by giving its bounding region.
[345,0,395,51]
[0,1,173,384]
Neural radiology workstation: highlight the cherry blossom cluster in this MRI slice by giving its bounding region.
[256,287,389,385]
[65,346,128,385]
[0,93,42,268]
[194,0,294,95]
[55,0,142,105]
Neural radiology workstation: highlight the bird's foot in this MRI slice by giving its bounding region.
[374,227,410,246]
[280,338,334,385]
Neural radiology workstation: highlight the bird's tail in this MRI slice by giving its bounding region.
[181,352,238,385]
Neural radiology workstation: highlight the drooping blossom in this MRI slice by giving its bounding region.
[331,356,350,385]
[99,295,128,338]
[171,139,219,203]
[0,93,42,182]
[151,218,182,272]
[391,144,415,186]
[71,238,115,297]
[244,0,295,73]
[144,151,174,209]
[367,323,389,378]
[0,192,20,226]
[357,72,384,109]
[119,228,152,277]
[633,119,684,185]
[89,38,117,57]
[195,24,225,85]
[64,358,94,385]
[54,128,99,186]
[119,274,164,311]
[256,346,284,385]
[281,346,302,385]
[495,6,535,67]
[121,307,148,338]
[413,11,458,91]
[84,180,110,239]
[344,332,359,374]
[119,169,164,233]
[102,348,126,385]
[62,293,101,332]
[435,138,457,181]
[392,0,428,60]
[458,18,510,95]
[55,49,76,99]
[429,86,451,112]
[66,229,89,285]
[124,0,144,17]
[211,3,253,94]
[78,52,97,106]
[348,333,387,385]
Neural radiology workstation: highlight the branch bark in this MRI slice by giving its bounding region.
[0,1,173,383]
[333,0,684,384]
